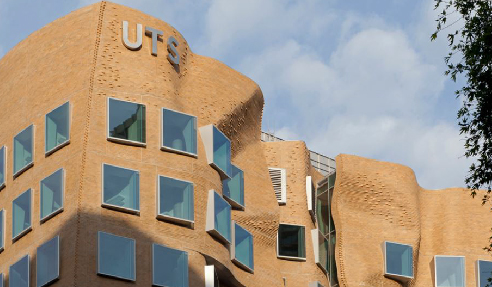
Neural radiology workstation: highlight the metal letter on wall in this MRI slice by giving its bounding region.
[167,36,180,66]
[145,27,164,56]
[122,21,142,50]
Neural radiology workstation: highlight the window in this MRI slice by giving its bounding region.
[204,265,220,287]
[277,224,305,260]
[107,98,146,145]
[0,146,5,189]
[434,256,465,287]
[12,189,32,240]
[478,260,492,287]
[102,164,139,213]
[45,102,70,155]
[222,164,244,209]
[9,255,29,287]
[98,231,136,281]
[206,190,231,244]
[36,236,60,287]
[384,241,413,280]
[268,167,286,205]
[161,108,197,156]
[157,175,194,227]
[40,169,64,222]
[311,229,328,273]
[309,282,325,287]
[0,210,4,252]
[306,176,315,222]
[199,125,232,179]
[152,243,189,287]
[0,273,3,287]
[231,221,254,272]
[13,125,34,177]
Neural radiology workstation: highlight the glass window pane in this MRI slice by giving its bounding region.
[213,127,231,177]
[12,189,32,239]
[9,255,29,287]
[479,260,492,287]
[158,176,194,222]
[0,210,4,250]
[108,98,146,144]
[13,125,33,175]
[329,233,338,285]
[318,231,328,272]
[98,231,135,281]
[316,189,329,236]
[162,108,197,155]
[435,256,465,287]
[0,273,3,287]
[214,192,231,242]
[234,223,254,271]
[385,242,413,278]
[222,165,244,207]
[37,236,59,287]
[152,244,188,287]
[45,102,70,153]
[0,146,5,187]
[103,164,139,211]
[278,224,305,258]
[40,169,64,221]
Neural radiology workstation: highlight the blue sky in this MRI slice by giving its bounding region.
[0,0,470,189]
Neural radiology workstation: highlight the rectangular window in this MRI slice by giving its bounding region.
[199,125,232,179]
[277,223,305,260]
[12,189,32,240]
[0,273,3,287]
[161,108,197,156]
[222,165,244,209]
[309,282,325,287]
[107,98,146,145]
[13,125,34,177]
[157,175,194,226]
[9,255,29,287]
[152,243,189,287]
[40,169,64,223]
[98,231,136,281]
[0,209,4,252]
[206,190,231,244]
[0,146,5,189]
[36,236,60,287]
[311,229,328,273]
[384,241,413,280]
[102,164,140,213]
[45,102,70,155]
[478,260,492,287]
[231,221,254,272]
[435,255,465,287]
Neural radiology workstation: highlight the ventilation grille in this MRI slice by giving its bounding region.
[268,167,286,205]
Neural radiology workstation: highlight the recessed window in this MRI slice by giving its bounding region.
[152,243,189,287]
[12,189,32,240]
[222,164,244,209]
[36,236,60,287]
[9,255,29,287]
[13,125,34,177]
[107,98,146,145]
[199,125,232,179]
[311,229,328,273]
[206,190,231,244]
[45,102,70,155]
[161,108,197,156]
[0,273,4,287]
[0,209,4,252]
[0,146,5,189]
[102,164,140,213]
[40,169,64,223]
[157,175,194,226]
[478,260,492,287]
[231,221,254,272]
[384,241,413,280]
[98,231,136,281]
[434,255,465,287]
[277,223,305,260]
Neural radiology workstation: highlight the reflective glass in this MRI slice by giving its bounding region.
[278,224,305,258]
[98,231,135,281]
[0,146,5,187]
[152,244,189,287]
[479,260,492,287]
[222,165,244,207]
[329,233,338,285]
[317,231,328,272]
[234,223,254,271]
[385,242,413,278]
[213,126,231,177]
[158,176,194,222]
[0,210,3,250]
[13,189,32,239]
[9,255,29,287]
[36,236,59,287]
[0,273,3,287]
[13,125,33,175]
[40,169,64,221]
[214,192,231,242]
[316,187,329,236]
[103,164,139,211]
[435,256,465,287]
[45,102,70,154]
[108,98,146,144]
[162,108,197,155]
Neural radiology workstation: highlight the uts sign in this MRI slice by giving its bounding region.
[122,21,180,66]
